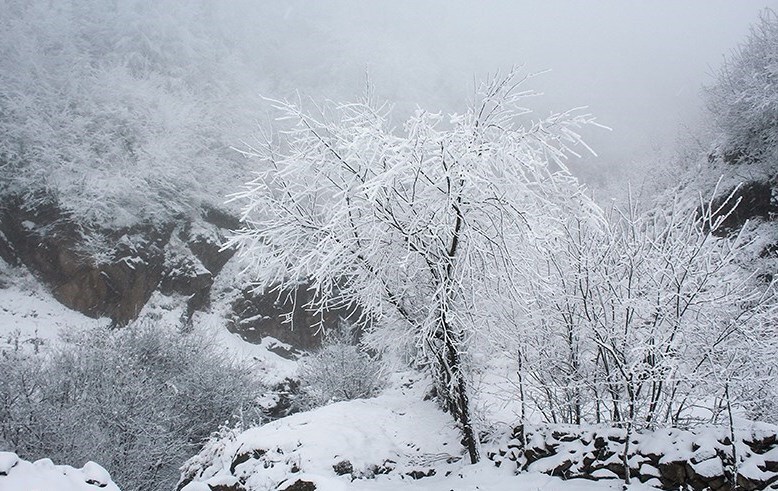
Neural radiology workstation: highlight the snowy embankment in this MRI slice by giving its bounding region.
[179,373,656,491]
[0,261,108,352]
[0,452,120,491]
[0,259,299,490]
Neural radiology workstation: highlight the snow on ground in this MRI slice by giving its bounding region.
[180,372,659,491]
[192,307,299,384]
[138,286,300,385]
[0,261,108,353]
[0,452,121,491]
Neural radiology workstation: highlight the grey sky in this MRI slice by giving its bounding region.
[258,1,777,186]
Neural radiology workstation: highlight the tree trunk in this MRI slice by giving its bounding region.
[439,328,480,464]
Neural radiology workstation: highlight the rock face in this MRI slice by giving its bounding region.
[0,196,235,325]
[228,284,360,351]
[0,198,170,324]
[708,179,777,236]
[0,195,359,352]
[489,424,778,491]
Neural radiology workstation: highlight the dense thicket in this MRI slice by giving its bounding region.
[0,323,263,491]
[707,9,778,175]
[0,0,251,227]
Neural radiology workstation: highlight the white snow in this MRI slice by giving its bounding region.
[0,262,107,353]
[0,453,18,475]
[0,453,121,491]
[180,373,660,491]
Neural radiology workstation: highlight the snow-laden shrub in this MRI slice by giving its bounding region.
[0,321,263,491]
[297,327,384,408]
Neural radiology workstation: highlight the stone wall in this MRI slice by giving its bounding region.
[489,424,778,490]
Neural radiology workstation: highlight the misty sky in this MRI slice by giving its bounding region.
[253,1,777,187]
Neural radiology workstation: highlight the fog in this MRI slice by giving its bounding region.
[243,1,777,186]
[4,0,775,192]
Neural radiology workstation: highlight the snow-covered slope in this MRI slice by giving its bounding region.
[179,373,658,491]
[0,260,108,352]
[0,452,121,491]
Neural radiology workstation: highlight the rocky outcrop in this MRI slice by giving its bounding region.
[228,284,360,351]
[0,198,171,324]
[489,424,778,491]
[707,179,777,236]
[1,194,357,350]
[0,196,236,325]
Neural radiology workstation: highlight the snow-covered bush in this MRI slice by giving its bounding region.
[0,322,263,491]
[297,327,384,408]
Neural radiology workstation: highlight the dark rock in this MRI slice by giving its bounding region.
[160,248,213,319]
[763,458,778,473]
[0,197,174,325]
[406,469,435,479]
[581,453,597,470]
[601,461,626,480]
[281,479,316,491]
[524,445,552,464]
[0,230,18,266]
[550,459,574,478]
[704,475,729,491]
[738,472,768,491]
[368,460,394,476]
[593,436,607,449]
[658,460,687,488]
[188,234,234,276]
[209,483,246,491]
[229,449,266,474]
[202,205,242,231]
[684,462,710,491]
[228,284,360,350]
[260,378,302,419]
[746,434,777,454]
[332,460,353,476]
[706,180,775,236]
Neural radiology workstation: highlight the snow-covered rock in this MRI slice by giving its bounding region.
[490,422,778,490]
[0,453,121,491]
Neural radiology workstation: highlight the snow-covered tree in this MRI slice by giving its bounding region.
[228,69,601,462]
[518,185,778,434]
[707,8,778,174]
[0,0,332,229]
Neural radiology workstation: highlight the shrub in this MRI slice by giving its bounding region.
[0,322,263,491]
[297,327,384,408]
